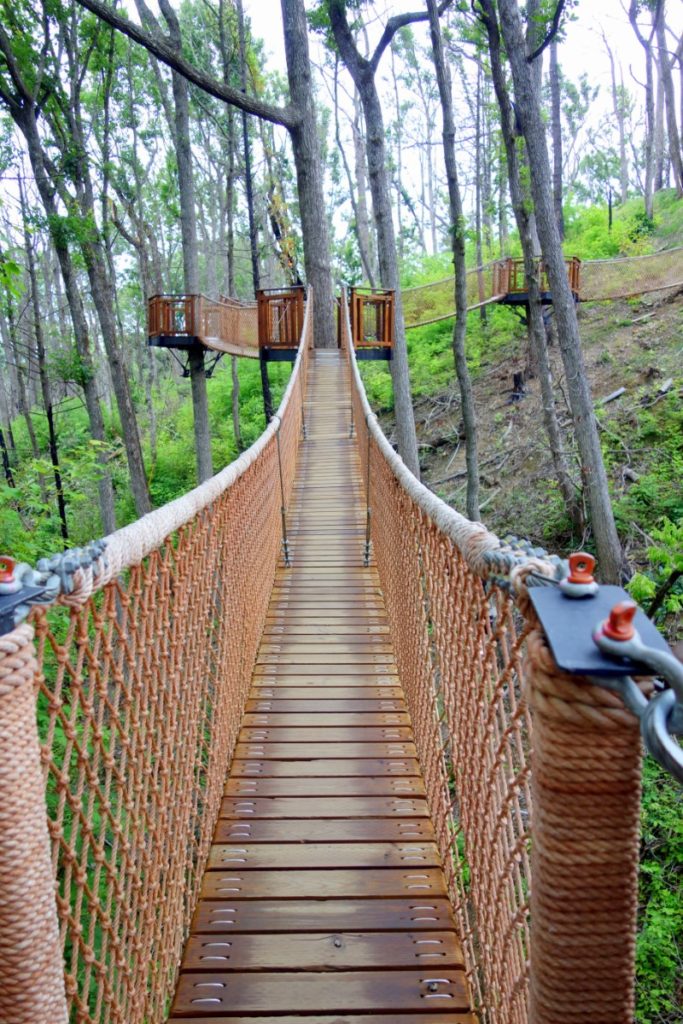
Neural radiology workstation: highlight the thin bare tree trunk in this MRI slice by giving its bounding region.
[656,3,683,194]
[330,0,421,476]
[549,39,564,238]
[602,29,630,203]
[496,0,624,581]
[19,178,68,544]
[156,0,213,482]
[333,60,376,287]
[427,0,480,520]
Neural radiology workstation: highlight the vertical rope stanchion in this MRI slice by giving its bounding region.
[524,628,644,1024]
[275,420,291,567]
[0,623,68,1024]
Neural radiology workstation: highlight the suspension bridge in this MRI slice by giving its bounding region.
[1,289,681,1024]
[402,246,683,327]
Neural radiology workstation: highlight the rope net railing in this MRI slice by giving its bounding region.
[0,296,311,1024]
[402,245,683,327]
[341,293,644,1024]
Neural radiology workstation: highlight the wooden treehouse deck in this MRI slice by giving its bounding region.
[169,350,474,1022]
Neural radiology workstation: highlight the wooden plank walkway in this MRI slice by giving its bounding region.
[169,351,474,1022]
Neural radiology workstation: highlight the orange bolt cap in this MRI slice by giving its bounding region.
[602,600,637,641]
[567,552,596,585]
[0,557,16,584]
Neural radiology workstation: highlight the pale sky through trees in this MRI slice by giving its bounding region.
[248,0,682,129]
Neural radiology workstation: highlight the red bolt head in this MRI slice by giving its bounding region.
[567,552,596,586]
[602,600,637,641]
[0,557,16,583]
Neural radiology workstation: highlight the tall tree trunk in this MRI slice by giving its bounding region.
[157,0,213,482]
[2,293,41,468]
[654,71,666,190]
[603,30,630,203]
[629,1,657,220]
[281,0,337,349]
[220,0,241,449]
[426,0,480,520]
[351,91,377,284]
[656,3,683,195]
[19,178,69,543]
[495,0,624,581]
[478,0,581,533]
[549,39,564,238]
[329,0,421,476]
[11,104,116,534]
[334,60,376,287]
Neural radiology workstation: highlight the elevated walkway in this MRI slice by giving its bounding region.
[169,351,473,1021]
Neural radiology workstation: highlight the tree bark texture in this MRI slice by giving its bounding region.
[656,3,683,195]
[281,0,337,349]
[496,0,624,581]
[426,0,480,520]
[329,0,420,477]
[549,39,564,238]
[158,0,213,483]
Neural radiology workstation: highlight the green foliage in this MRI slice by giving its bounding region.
[563,201,655,258]
[635,758,683,1024]
[627,518,683,619]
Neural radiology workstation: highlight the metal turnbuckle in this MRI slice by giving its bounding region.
[593,601,683,783]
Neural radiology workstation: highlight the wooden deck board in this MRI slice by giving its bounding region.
[168,351,472,1022]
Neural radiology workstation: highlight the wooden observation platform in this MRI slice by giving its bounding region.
[495,256,581,305]
[349,287,394,360]
[149,286,396,362]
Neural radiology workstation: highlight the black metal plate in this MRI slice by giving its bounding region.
[355,348,392,361]
[0,584,47,636]
[262,348,298,362]
[529,585,671,677]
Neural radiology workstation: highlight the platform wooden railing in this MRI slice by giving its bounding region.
[256,285,305,349]
[404,246,683,327]
[349,287,395,348]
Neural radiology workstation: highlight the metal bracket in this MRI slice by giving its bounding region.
[529,585,670,678]
[0,585,47,635]
[529,558,683,784]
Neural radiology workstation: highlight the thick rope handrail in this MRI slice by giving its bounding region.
[12,293,312,615]
[343,295,560,589]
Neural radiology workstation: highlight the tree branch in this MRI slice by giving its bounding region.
[370,0,453,72]
[526,0,566,64]
[73,0,300,129]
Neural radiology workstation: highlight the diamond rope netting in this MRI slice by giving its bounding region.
[343,303,533,1022]
[341,295,642,1024]
[0,303,310,1024]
